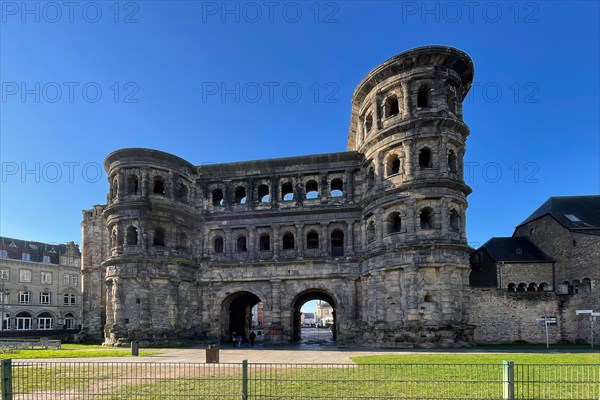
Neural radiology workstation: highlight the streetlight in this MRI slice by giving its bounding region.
[575,309,599,348]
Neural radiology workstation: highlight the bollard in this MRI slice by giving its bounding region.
[131,341,139,356]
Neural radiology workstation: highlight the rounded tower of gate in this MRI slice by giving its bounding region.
[349,46,475,346]
[102,148,197,345]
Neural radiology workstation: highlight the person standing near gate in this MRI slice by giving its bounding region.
[249,331,256,347]
[236,334,244,348]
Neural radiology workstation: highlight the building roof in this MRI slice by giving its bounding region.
[478,237,555,263]
[0,236,80,265]
[516,195,600,235]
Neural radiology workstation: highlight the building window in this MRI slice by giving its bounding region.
[212,189,224,206]
[581,278,592,293]
[387,212,402,234]
[126,226,138,245]
[420,208,433,229]
[64,313,75,329]
[71,275,78,286]
[21,252,30,261]
[306,231,319,249]
[41,271,52,284]
[179,232,189,251]
[448,150,458,173]
[19,269,31,283]
[40,292,52,305]
[37,313,54,330]
[153,177,165,195]
[63,274,70,285]
[417,84,430,108]
[0,292,9,304]
[282,233,295,250]
[259,235,270,251]
[63,294,76,306]
[258,184,270,203]
[153,227,165,246]
[281,182,294,201]
[331,230,344,257]
[15,312,32,330]
[127,174,139,194]
[305,180,319,199]
[0,270,8,280]
[385,95,400,117]
[386,155,401,176]
[2,312,10,330]
[418,148,432,168]
[234,186,247,204]
[364,113,373,133]
[367,221,375,243]
[178,183,189,202]
[19,291,31,304]
[214,236,224,254]
[236,236,247,252]
[0,250,7,258]
[42,255,51,263]
[450,210,460,231]
[330,178,343,197]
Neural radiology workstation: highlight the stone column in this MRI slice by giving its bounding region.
[406,198,416,240]
[440,198,449,237]
[248,226,256,258]
[272,224,280,258]
[270,279,283,343]
[376,209,384,244]
[117,173,124,202]
[225,229,232,257]
[360,222,366,251]
[439,138,448,177]
[405,139,414,179]
[320,174,328,200]
[320,224,328,256]
[345,169,354,202]
[141,170,149,199]
[376,151,384,186]
[295,223,304,257]
[168,171,175,199]
[345,220,354,255]
[271,177,279,208]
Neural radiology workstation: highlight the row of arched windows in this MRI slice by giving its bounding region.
[360,81,459,137]
[382,148,460,179]
[115,226,189,250]
[211,178,344,206]
[366,207,461,242]
[111,174,190,203]
[213,229,345,256]
[559,279,593,294]
[1,312,76,331]
[507,282,550,292]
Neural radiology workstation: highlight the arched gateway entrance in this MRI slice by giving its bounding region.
[221,292,262,344]
[292,290,337,343]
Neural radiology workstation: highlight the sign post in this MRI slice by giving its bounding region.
[536,316,557,349]
[576,310,599,348]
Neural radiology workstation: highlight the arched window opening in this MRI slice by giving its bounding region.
[424,293,435,302]
[527,283,537,292]
[572,280,580,294]
[234,187,247,204]
[179,232,189,250]
[386,155,400,176]
[281,182,294,201]
[386,95,400,117]
[305,180,319,199]
[37,312,54,330]
[367,221,375,243]
[331,229,344,257]
[178,183,189,202]
[153,177,165,195]
[330,178,343,197]
[420,207,433,229]
[581,278,592,293]
[259,234,270,251]
[111,177,118,199]
[212,188,224,206]
[64,313,75,329]
[153,227,165,246]
[364,113,373,133]
[236,236,247,252]
[214,236,224,254]
[537,282,547,292]
[306,231,319,249]
[448,150,458,173]
[258,184,270,203]
[507,283,516,292]
[387,212,402,234]
[559,281,570,294]
[517,283,527,292]
[15,312,32,330]
[419,148,432,168]
[367,166,375,190]
[127,175,139,195]
[282,233,295,250]
[126,226,138,246]
[447,86,457,115]
[417,84,430,108]
[450,209,460,231]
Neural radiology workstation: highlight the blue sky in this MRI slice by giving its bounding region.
[1,0,599,261]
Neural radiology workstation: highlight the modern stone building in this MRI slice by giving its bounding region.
[0,237,82,336]
[82,45,476,347]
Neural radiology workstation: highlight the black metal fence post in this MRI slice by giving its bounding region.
[242,360,248,400]
[1,359,12,400]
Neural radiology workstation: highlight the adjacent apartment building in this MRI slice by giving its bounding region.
[0,237,82,336]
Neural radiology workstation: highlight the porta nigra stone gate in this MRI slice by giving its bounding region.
[82,46,475,347]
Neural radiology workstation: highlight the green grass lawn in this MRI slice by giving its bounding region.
[351,351,600,364]
[1,343,161,359]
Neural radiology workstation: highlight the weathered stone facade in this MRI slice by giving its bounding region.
[81,46,476,347]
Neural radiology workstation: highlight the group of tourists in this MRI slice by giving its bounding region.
[231,330,257,348]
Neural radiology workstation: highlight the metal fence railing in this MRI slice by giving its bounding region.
[1,359,599,399]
